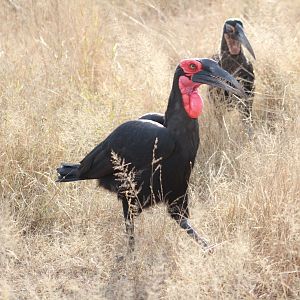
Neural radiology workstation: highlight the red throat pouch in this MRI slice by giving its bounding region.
[179,76,203,119]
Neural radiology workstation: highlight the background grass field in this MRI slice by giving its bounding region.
[0,0,299,299]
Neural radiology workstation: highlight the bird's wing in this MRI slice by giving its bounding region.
[78,120,175,180]
[139,112,165,125]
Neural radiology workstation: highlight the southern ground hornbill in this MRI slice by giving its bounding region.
[208,18,255,130]
[57,58,244,252]
[140,19,255,130]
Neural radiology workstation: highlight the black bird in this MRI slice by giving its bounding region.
[57,58,244,251]
[208,18,255,129]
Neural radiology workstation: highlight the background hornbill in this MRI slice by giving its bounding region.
[57,58,244,252]
[208,18,255,128]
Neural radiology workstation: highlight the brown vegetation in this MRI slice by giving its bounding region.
[0,0,299,298]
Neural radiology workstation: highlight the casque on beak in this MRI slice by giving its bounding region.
[191,58,246,97]
[234,23,256,59]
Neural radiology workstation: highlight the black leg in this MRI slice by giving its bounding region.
[122,197,135,252]
[168,197,211,251]
[178,218,209,248]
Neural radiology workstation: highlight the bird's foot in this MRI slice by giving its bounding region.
[202,244,215,255]
[197,238,214,254]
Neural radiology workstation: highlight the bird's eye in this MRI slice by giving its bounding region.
[189,63,197,70]
[225,24,235,33]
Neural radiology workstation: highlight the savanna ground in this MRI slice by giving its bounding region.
[0,0,299,299]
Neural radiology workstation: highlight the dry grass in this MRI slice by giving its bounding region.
[0,0,299,299]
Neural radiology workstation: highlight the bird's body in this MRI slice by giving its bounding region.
[57,58,244,251]
[73,118,192,211]
[208,19,255,127]
[209,52,254,122]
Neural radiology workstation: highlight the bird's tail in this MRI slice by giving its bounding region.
[56,163,81,182]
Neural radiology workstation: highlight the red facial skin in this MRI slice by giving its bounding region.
[224,34,241,55]
[224,25,241,55]
[179,59,204,119]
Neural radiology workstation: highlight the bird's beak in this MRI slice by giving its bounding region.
[191,59,246,97]
[235,23,256,59]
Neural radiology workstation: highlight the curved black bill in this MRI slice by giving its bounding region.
[235,23,256,59]
[191,59,246,98]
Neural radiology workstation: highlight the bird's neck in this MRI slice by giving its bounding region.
[164,74,200,163]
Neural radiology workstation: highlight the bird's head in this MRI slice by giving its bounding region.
[177,58,245,118]
[222,18,255,59]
